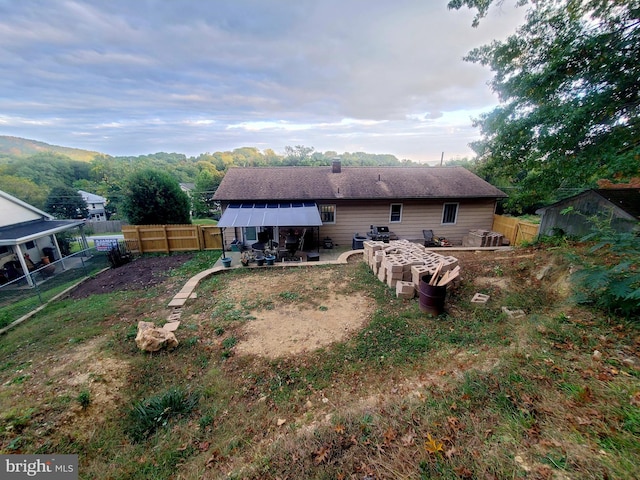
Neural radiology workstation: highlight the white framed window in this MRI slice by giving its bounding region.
[389,203,402,223]
[319,204,336,224]
[442,203,458,224]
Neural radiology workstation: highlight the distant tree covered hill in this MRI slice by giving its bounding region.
[0,136,426,218]
[0,135,100,162]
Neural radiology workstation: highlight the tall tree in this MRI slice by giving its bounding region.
[45,186,89,219]
[0,175,48,210]
[283,145,315,166]
[191,169,223,218]
[121,169,191,225]
[449,0,640,212]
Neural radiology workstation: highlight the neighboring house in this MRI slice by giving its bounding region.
[179,183,196,217]
[213,161,507,249]
[179,182,195,194]
[78,190,107,222]
[536,188,640,238]
[0,190,88,286]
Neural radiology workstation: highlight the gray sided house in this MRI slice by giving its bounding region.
[536,188,640,238]
[78,190,107,222]
[213,162,507,249]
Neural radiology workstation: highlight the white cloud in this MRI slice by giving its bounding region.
[0,0,526,162]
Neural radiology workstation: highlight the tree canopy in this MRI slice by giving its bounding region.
[1,140,423,220]
[191,169,224,218]
[450,0,640,212]
[44,186,89,219]
[121,168,191,225]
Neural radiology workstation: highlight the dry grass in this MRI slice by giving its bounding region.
[0,247,638,479]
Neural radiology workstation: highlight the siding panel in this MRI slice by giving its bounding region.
[319,199,497,246]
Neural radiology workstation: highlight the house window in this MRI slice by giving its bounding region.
[442,203,458,224]
[319,204,336,224]
[25,240,36,249]
[390,204,402,223]
[0,246,9,255]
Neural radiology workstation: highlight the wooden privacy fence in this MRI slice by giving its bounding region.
[87,220,125,234]
[491,215,540,245]
[122,225,223,253]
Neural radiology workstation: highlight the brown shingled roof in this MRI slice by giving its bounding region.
[213,165,507,201]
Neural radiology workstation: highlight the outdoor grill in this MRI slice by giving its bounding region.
[285,234,299,256]
[367,225,390,243]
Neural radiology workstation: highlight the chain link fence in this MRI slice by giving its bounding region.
[0,247,111,331]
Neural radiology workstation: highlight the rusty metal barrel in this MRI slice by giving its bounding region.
[419,274,447,315]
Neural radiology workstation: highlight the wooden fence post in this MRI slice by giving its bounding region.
[136,226,143,254]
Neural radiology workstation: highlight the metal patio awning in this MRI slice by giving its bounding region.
[0,219,86,246]
[217,202,323,228]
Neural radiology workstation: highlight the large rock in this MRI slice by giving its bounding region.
[135,321,179,352]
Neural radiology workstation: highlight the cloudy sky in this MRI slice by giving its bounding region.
[0,0,525,163]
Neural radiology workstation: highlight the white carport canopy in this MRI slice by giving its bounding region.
[217,202,322,227]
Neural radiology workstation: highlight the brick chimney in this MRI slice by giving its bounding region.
[332,158,342,173]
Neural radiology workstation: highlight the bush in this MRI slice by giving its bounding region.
[122,169,191,225]
[76,390,91,410]
[125,388,199,442]
[570,215,640,319]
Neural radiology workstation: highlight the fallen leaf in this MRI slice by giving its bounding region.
[314,445,330,465]
[205,450,222,468]
[576,386,593,404]
[538,438,562,449]
[334,424,345,434]
[445,446,457,459]
[383,427,397,445]
[198,441,210,452]
[454,466,473,478]
[575,416,592,426]
[277,418,286,426]
[630,391,640,407]
[424,433,444,454]
[401,429,416,446]
[447,416,462,431]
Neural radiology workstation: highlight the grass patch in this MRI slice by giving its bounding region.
[125,388,199,443]
[1,248,639,479]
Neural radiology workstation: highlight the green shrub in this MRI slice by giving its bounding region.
[76,390,91,410]
[125,388,199,442]
[570,215,640,319]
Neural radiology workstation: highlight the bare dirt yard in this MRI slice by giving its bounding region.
[69,254,193,299]
[67,249,569,359]
[69,252,373,358]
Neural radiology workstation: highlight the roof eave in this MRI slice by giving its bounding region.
[0,220,85,246]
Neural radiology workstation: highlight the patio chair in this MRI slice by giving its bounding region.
[423,229,438,247]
